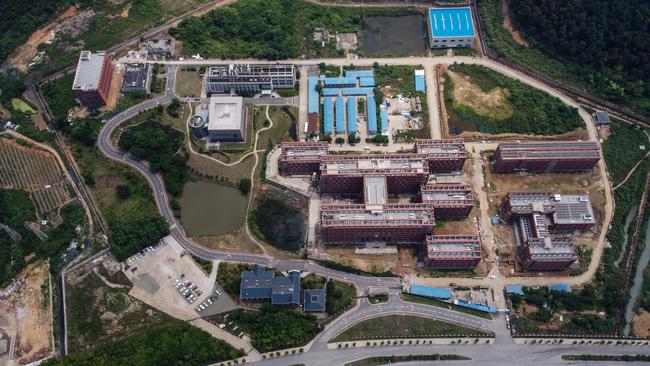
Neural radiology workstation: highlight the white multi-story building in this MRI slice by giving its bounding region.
[205,64,295,95]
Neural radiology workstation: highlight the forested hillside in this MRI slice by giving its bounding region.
[507,0,650,115]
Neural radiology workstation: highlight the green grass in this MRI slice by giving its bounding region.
[367,294,388,304]
[301,273,327,290]
[216,262,254,298]
[330,315,492,342]
[326,279,356,316]
[11,98,36,114]
[175,69,202,97]
[191,254,213,274]
[401,293,492,320]
[40,74,76,122]
[601,122,649,186]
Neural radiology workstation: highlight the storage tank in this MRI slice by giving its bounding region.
[189,115,207,139]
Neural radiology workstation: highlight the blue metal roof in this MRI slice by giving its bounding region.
[380,110,388,134]
[240,267,274,300]
[345,69,374,78]
[308,77,320,113]
[454,299,498,313]
[550,284,572,293]
[323,77,357,86]
[303,289,326,312]
[414,70,425,92]
[429,7,475,38]
[347,97,357,133]
[335,96,345,134]
[271,271,300,305]
[359,77,375,87]
[341,87,375,96]
[367,96,377,135]
[323,97,333,134]
[409,284,452,299]
[322,88,340,97]
[505,285,525,295]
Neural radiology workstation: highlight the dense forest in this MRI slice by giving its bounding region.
[43,321,244,365]
[506,0,650,115]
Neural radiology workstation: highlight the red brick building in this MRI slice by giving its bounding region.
[414,139,467,172]
[420,183,474,219]
[72,51,114,108]
[493,141,600,173]
[278,141,329,175]
[423,235,482,269]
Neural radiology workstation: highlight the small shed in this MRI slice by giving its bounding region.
[505,285,525,295]
[414,70,425,92]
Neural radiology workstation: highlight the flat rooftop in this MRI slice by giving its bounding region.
[507,192,595,225]
[122,63,149,90]
[321,204,434,225]
[72,51,106,91]
[426,235,481,258]
[414,139,466,155]
[421,184,472,202]
[364,176,387,206]
[321,155,427,175]
[527,237,576,257]
[208,96,243,131]
[281,142,329,157]
[429,7,475,38]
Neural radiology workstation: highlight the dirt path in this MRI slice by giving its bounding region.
[502,0,529,48]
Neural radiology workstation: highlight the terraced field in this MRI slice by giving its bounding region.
[31,183,72,215]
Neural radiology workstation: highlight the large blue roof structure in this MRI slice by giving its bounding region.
[409,284,452,299]
[347,97,357,133]
[359,77,375,87]
[271,271,301,305]
[505,285,525,295]
[345,69,374,78]
[335,96,345,134]
[323,97,333,134]
[240,267,274,300]
[303,289,326,312]
[308,77,320,113]
[415,70,425,92]
[323,77,357,87]
[454,300,498,313]
[341,87,375,96]
[429,7,475,38]
[367,96,377,135]
[380,110,389,134]
[322,89,340,97]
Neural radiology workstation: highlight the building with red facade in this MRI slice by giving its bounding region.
[278,141,329,175]
[423,235,482,269]
[420,183,473,219]
[72,51,114,108]
[319,154,429,194]
[320,203,435,244]
[414,139,467,172]
[493,141,600,173]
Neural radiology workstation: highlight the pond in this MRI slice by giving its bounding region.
[178,181,248,237]
[362,15,427,55]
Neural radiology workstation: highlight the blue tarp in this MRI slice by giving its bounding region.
[367,96,377,135]
[454,300,498,313]
[347,97,357,133]
[335,96,345,134]
[308,77,320,113]
[323,97,333,134]
[409,284,452,299]
[505,285,525,295]
[322,88,340,97]
[345,69,374,78]
[550,284,572,293]
[323,76,357,87]
[341,87,375,96]
[415,72,425,92]
[359,77,375,87]
[380,110,388,134]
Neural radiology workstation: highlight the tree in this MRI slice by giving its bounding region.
[348,133,359,144]
[170,199,181,211]
[335,137,344,145]
[238,178,251,195]
[115,184,131,199]
[166,98,181,118]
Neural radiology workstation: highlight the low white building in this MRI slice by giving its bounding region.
[207,96,245,142]
[428,7,475,48]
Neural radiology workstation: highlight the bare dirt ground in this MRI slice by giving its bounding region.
[7,5,78,71]
[502,0,530,48]
[633,310,650,336]
[457,128,590,142]
[30,114,48,131]
[447,70,513,120]
[99,66,126,113]
[2,261,52,365]
[322,247,400,274]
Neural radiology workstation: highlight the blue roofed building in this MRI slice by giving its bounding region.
[415,70,425,92]
[367,96,377,135]
[323,97,333,134]
[240,267,301,305]
[359,77,375,87]
[323,77,357,88]
[409,284,452,299]
[303,288,326,312]
[322,88,340,97]
[380,109,389,135]
[505,285,525,295]
[345,69,374,79]
[308,77,320,113]
[428,7,475,48]
[347,97,357,133]
[335,96,345,134]
[341,87,375,96]
[271,270,301,305]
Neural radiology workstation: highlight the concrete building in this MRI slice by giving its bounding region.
[428,7,475,48]
[72,51,114,108]
[121,63,150,93]
[493,141,601,173]
[207,96,245,142]
[420,183,473,219]
[414,139,467,172]
[279,141,330,175]
[146,39,174,59]
[240,267,301,305]
[593,111,610,126]
[206,64,295,95]
[423,235,482,269]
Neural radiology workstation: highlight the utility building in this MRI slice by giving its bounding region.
[423,235,482,269]
[279,141,329,175]
[240,267,301,306]
[420,183,473,219]
[72,51,114,108]
[206,64,295,95]
[207,96,245,142]
[414,139,467,172]
[121,63,150,93]
[428,7,475,48]
[493,141,601,173]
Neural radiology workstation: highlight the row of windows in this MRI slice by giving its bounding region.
[432,38,472,43]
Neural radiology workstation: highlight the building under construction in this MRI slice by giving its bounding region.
[423,235,482,269]
[420,183,474,219]
[414,139,467,172]
[493,141,600,173]
[278,141,330,175]
[501,192,594,270]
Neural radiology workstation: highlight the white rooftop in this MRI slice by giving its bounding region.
[72,51,107,91]
[208,96,244,131]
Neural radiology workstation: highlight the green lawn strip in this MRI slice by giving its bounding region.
[191,253,213,274]
[367,294,388,304]
[175,68,203,97]
[401,293,492,320]
[326,279,356,317]
[11,98,36,114]
[330,315,491,342]
[345,354,470,366]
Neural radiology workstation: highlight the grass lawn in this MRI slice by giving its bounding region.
[216,262,254,298]
[401,293,493,320]
[326,279,356,317]
[11,98,36,114]
[330,315,492,342]
[601,121,649,186]
[175,69,202,97]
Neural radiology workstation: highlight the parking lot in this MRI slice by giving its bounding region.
[124,236,237,320]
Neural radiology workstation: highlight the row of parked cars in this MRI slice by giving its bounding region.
[196,289,221,313]
[125,239,166,265]
[173,276,202,304]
